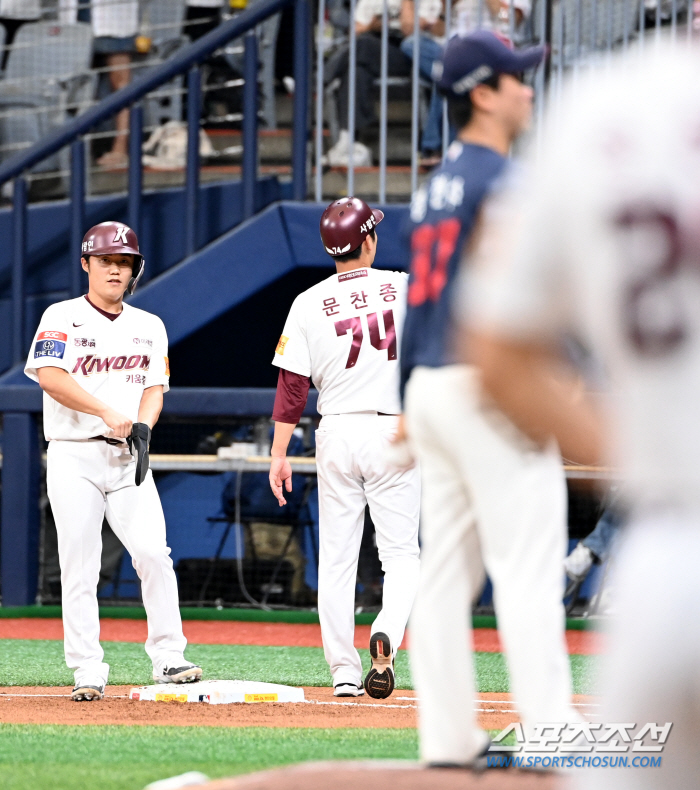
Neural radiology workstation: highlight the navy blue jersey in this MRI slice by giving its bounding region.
[400,141,507,398]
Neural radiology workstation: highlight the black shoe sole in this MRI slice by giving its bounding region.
[364,632,395,699]
[71,685,104,701]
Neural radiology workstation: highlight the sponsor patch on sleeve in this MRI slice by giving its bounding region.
[275,335,289,355]
[34,331,67,360]
[164,357,170,377]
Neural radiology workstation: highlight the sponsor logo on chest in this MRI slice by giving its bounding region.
[72,354,150,376]
[133,337,153,347]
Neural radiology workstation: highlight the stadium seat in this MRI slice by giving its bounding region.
[0,22,94,175]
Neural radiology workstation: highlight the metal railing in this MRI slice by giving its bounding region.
[312,0,697,203]
[2,0,311,369]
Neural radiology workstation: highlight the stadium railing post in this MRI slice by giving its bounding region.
[12,176,27,367]
[243,31,259,220]
[128,104,144,245]
[293,0,311,201]
[185,65,202,257]
[70,139,85,299]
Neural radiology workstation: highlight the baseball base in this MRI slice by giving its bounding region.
[130,680,305,704]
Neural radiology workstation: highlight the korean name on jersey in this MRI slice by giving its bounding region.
[24,297,170,441]
[273,268,408,415]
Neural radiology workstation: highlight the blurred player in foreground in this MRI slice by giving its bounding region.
[25,222,201,701]
[269,199,420,699]
[465,41,700,788]
[399,30,579,766]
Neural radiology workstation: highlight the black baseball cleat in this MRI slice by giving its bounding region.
[364,631,395,699]
[71,683,105,701]
[153,661,202,684]
[427,742,511,772]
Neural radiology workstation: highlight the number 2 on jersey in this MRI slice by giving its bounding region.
[335,310,397,369]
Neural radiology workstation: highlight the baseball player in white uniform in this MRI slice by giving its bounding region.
[465,41,700,788]
[25,221,201,701]
[268,198,420,699]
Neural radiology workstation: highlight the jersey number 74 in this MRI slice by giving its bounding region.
[334,310,397,369]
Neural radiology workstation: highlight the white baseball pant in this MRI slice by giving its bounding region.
[577,511,700,790]
[47,439,187,686]
[405,364,577,764]
[315,413,421,687]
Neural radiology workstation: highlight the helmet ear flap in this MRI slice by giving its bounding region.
[127,256,145,296]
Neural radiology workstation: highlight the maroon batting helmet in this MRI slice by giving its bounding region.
[320,197,384,257]
[81,221,145,295]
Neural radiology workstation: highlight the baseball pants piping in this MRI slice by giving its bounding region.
[315,413,421,687]
[405,365,576,763]
[47,439,187,686]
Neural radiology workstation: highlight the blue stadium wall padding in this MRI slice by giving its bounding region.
[0,199,409,383]
[0,178,286,375]
[280,203,409,270]
[0,176,283,301]
[130,203,297,345]
[0,380,319,416]
[130,202,410,346]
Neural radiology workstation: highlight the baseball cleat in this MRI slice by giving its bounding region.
[153,661,202,684]
[364,631,395,699]
[71,683,105,701]
[333,683,365,697]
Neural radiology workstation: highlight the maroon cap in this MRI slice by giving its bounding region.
[81,221,145,295]
[320,197,384,257]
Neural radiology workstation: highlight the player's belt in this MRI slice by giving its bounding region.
[89,435,126,446]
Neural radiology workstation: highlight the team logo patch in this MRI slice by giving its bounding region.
[275,336,289,355]
[34,330,67,360]
[164,357,170,376]
[34,339,65,360]
[338,269,368,282]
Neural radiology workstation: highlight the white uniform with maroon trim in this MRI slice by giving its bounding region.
[467,44,700,787]
[25,296,186,688]
[273,266,420,688]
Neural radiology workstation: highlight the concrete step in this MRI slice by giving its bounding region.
[206,126,419,167]
[35,161,428,203]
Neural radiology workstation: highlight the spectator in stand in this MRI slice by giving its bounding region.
[186,0,224,42]
[323,0,413,167]
[0,0,42,69]
[401,0,532,163]
[399,0,445,164]
[60,0,139,169]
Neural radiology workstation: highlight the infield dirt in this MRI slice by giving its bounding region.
[0,686,597,731]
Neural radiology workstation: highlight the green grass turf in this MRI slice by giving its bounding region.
[0,724,419,790]
[0,639,598,694]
